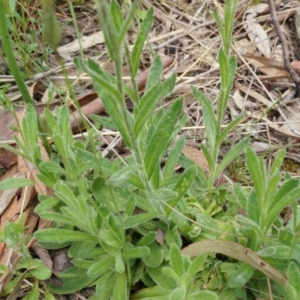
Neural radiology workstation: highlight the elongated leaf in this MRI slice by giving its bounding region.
[132,7,154,76]
[74,58,132,147]
[133,74,176,138]
[265,184,300,232]
[0,178,34,190]
[123,212,161,229]
[146,266,177,290]
[264,172,281,212]
[163,137,185,179]
[0,143,28,159]
[34,197,60,214]
[170,244,184,276]
[145,55,163,92]
[22,104,38,149]
[246,147,265,212]
[200,144,214,173]
[88,256,115,277]
[270,148,286,177]
[144,99,183,180]
[216,137,249,177]
[233,183,247,211]
[122,247,150,259]
[42,0,61,50]
[287,261,300,296]
[216,113,246,149]
[39,211,78,227]
[34,229,98,243]
[228,263,253,288]
[192,87,216,150]
[184,254,207,287]
[23,280,39,300]
[161,267,180,283]
[112,272,127,300]
[110,0,123,32]
[49,267,95,294]
[137,232,156,247]
[169,287,186,300]
[166,165,197,216]
[107,165,137,186]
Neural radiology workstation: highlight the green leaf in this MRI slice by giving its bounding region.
[265,181,300,231]
[287,261,300,297]
[216,137,249,177]
[246,147,266,212]
[216,113,245,149]
[107,165,137,186]
[115,255,125,273]
[34,229,98,243]
[146,266,177,290]
[22,104,38,149]
[74,58,132,147]
[39,160,66,175]
[98,272,117,300]
[34,197,60,214]
[0,178,34,190]
[42,0,61,50]
[23,280,39,300]
[264,172,281,211]
[188,290,219,300]
[270,148,286,176]
[49,267,95,294]
[192,87,216,150]
[228,263,253,288]
[166,165,197,216]
[99,229,122,248]
[133,73,176,138]
[145,55,163,92]
[137,232,156,247]
[123,246,150,259]
[144,99,183,180]
[163,137,185,179]
[169,244,184,276]
[123,213,162,229]
[110,0,123,32]
[29,261,52,281]
[87,256,115,277]
[169,287,186,300]
[184,254,207,287]
[143,242,164,268]
[132,7,154,76]
[112,272,127,300]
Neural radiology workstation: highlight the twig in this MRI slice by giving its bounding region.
[267,0,300,96]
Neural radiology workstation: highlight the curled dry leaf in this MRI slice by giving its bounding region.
[57,31,105,61]
[243,3,273,58]
[181,240,287,286]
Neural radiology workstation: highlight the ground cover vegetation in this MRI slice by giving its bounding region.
[1,0,300,299]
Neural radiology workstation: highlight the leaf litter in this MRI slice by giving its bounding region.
[1,0,300,298]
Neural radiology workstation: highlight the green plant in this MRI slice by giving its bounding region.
[1,0,300,299]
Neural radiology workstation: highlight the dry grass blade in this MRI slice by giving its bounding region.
[181,240,287,286]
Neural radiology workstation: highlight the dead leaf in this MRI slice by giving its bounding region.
[182,146,209,174]
[181,240,287,286]
[57,31,105,61]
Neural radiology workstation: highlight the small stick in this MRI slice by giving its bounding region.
[267,0,300,96]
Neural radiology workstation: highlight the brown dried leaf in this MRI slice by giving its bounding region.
[182,146,209,174]
[181,240,287,285]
